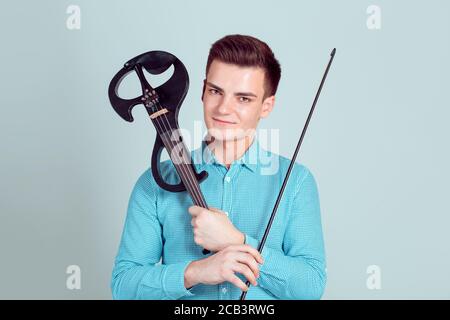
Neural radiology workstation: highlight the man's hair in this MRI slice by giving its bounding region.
[205,34,281,99]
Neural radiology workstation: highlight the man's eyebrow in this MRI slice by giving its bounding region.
[205,81,257,98]
[205,82,224,92]
[234,91,257,98]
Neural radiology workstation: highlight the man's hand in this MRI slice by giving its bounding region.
[184,244,264,291]
[188,205,244,252]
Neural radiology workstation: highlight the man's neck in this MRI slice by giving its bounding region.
[206,135,254,169]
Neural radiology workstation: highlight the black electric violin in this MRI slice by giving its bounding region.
[108,51,211,254]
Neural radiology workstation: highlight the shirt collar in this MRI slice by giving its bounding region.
[192,136,262,173]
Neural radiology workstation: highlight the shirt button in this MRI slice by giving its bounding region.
[225,176,231,183]
[222,287,227,294]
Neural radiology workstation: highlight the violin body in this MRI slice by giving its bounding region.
[108,51,208,195]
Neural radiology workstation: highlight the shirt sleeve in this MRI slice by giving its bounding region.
[244,168,327,299]
[111,170,195,300]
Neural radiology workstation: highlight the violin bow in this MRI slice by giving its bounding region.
[240,48,336,300]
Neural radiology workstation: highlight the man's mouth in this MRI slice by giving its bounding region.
[212,117,236,125]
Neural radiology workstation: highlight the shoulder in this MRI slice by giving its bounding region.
[265,149,317,190]
[132,160,180,195]
[130,167,157,201]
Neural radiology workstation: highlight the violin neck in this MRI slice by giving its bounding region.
[159,131,209,209]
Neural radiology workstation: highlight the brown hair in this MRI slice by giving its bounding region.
[205,34,281,99]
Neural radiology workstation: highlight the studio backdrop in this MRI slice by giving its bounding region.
[1,0,449,299]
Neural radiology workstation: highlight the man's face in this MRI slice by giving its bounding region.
[202,60,275,142]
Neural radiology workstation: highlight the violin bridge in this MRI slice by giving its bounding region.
[149,108,169,119]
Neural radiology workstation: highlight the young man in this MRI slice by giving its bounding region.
[111,35,326,300]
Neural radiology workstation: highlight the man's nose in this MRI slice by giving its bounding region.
[217,96,234,114]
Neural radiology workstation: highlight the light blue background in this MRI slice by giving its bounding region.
[1,0,449,299]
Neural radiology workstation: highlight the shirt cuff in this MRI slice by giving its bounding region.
[244,233,259,249]
[244,234,276,288]
[162,260,196,299]
[244,234,270,262]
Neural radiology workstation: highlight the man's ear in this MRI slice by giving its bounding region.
[260,95,275,119]
[201,79,206,101]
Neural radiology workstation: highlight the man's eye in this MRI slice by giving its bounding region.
[209,89,220,95]
[239,97,251,103]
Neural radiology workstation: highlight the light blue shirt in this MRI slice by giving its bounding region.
[111,137,326,299]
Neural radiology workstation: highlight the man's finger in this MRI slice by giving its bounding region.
[209,207,225,215]
[235,252,260,279]
[188,205,203,217]
[232,263,258,286]
[227,274,249,292]
[231,244,264,264]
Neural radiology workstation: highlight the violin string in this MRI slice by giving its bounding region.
[154,98,207,208]
[134,64,205,208]
[149,98,209,256]
[156,114,207,208]
[149,92,207,208]
[132,65,198,205]
[148,102,199,204]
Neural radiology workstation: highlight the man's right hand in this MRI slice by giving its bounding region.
[184,244,264,292]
